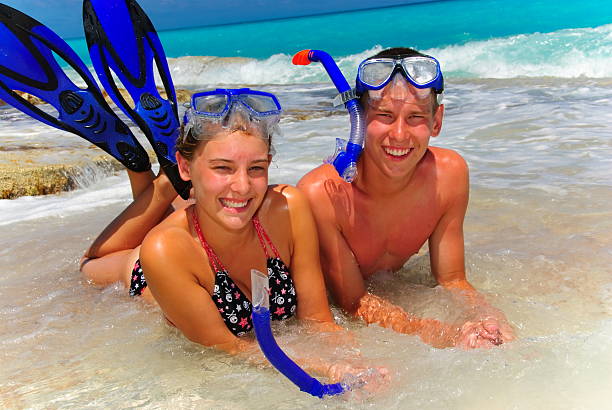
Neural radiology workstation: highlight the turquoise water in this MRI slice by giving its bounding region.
[63,0,612,84]
[67,0,612,61]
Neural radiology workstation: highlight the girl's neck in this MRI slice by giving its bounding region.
[190,204,257,252]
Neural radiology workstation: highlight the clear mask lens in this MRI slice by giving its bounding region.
[239,94,280,114]
[360,60,395,87]
[402,57,439,85]
[192,94,230,115]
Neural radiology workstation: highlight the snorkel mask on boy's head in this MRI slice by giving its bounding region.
[182,88,282,143]
[356,48,444,106]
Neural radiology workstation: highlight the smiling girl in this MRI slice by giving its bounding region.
[80,89,336,354]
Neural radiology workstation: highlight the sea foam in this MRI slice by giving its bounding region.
[159,24,612,87]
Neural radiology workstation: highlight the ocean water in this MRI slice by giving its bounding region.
[1,0,612,408]
[62,0,612,61]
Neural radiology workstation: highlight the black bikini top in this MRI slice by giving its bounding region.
[191,208,297,337]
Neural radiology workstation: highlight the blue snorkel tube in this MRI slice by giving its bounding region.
[250,270,346,398]
[293,50,365,183]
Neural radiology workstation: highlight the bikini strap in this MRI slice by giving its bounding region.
[252,216,281,259]
[190,206,225,272]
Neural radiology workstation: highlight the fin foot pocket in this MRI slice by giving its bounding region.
[159,160,191,199]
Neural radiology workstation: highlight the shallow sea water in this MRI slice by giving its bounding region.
[1,79,611,408]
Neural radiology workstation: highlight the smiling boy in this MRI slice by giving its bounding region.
[298,47,514,348]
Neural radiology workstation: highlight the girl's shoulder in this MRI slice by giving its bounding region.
[140,207,193,260]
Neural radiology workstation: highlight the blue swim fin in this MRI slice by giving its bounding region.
[83,0,191,199]
[0,4,151,173]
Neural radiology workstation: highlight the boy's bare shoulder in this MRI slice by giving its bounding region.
[299,163,343,186]
[429,146,468,175]
[297,163,348,198]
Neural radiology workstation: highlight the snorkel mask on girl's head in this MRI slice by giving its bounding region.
[356,55,444,104]
[182,88,282,142]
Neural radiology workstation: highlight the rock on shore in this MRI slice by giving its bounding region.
[0,88,190,199]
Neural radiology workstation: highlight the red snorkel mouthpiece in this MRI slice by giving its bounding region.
[292,49,313,66]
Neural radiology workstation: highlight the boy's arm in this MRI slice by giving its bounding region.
[429,152,514,344]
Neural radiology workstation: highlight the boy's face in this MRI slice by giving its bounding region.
[363,79,443,179]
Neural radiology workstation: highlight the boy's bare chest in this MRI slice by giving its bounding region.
[341,189,441,275]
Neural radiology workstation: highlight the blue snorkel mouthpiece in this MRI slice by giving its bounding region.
[292,50,365,183]
[250,269,347,398]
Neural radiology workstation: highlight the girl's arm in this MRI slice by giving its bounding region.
[84,172,179,259]
[81,171,187,287]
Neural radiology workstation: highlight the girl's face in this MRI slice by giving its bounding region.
[178,130,271,231]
